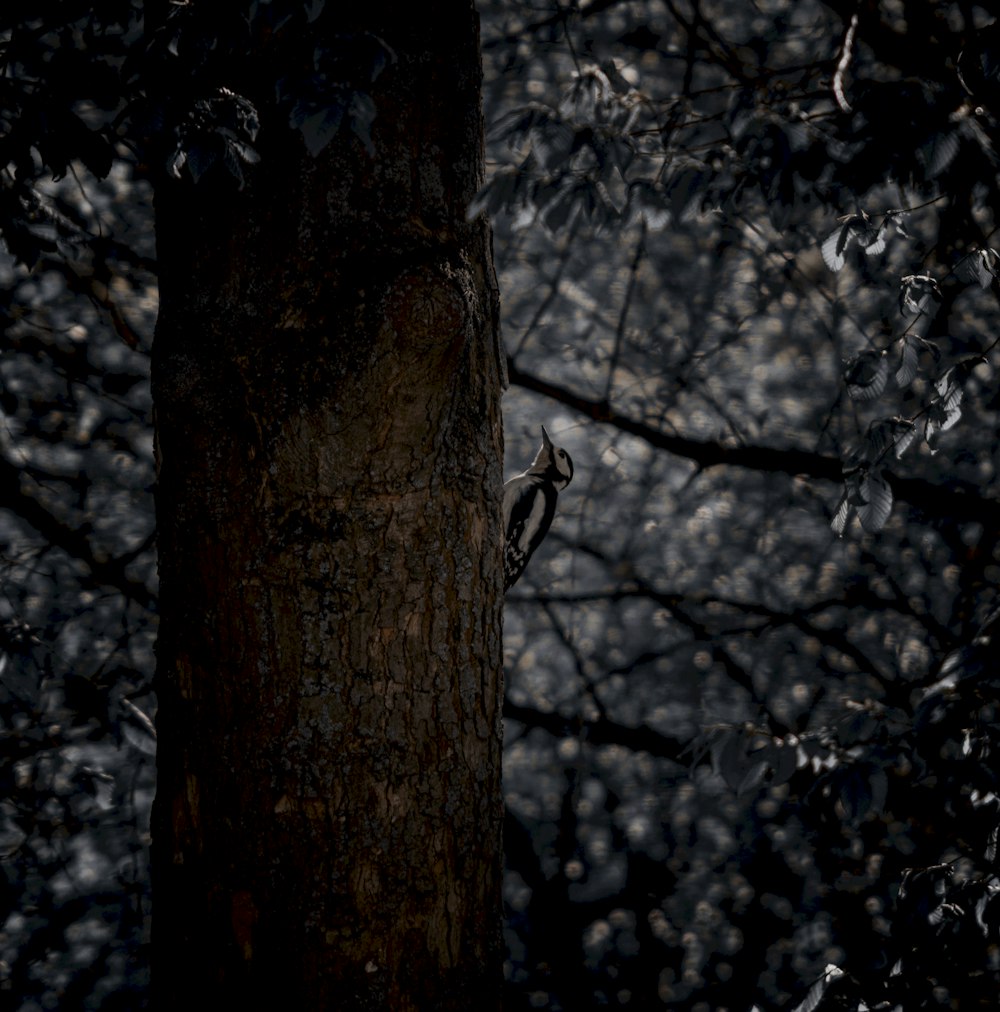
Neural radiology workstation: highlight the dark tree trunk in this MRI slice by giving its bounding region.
[149,4,504,1008]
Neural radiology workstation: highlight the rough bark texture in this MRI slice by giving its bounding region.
[150,4,504,1008]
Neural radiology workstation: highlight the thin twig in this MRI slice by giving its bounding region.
[833,13,859,113]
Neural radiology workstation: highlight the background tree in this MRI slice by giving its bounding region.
[4,1,1000,1010]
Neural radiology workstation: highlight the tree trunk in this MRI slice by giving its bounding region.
[149,4,504,1008]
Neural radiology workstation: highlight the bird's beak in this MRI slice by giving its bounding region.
[541,425,553,448]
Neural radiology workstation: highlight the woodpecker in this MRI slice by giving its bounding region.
[503,426,574,592]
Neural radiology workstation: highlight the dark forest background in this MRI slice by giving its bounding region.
[3,1,1000,1009]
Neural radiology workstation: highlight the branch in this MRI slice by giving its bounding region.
[503,698,692,765]
[832,12,859,113]
[481,0,629,50]
[507,359,1000,527]
[817,0,949,80]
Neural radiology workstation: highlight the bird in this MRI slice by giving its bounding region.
[502,426,574,592]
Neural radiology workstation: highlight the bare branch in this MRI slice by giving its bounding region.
[508,359,1000,528]
[833,12,859,113]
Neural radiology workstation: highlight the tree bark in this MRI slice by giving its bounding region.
[149,4,504,1008]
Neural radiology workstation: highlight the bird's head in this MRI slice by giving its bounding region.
[531,425,574,488]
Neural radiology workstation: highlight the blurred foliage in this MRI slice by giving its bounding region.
[1,7,156,1007]
[484,1,1000,1009]
[2,0,1000,1010]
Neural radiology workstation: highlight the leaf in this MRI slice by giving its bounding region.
[466,164,529,220]
[539,182,578,233]
[299,103,346,156]
[710,728,746,791]
[120,720,155,761]
[891,419,917,457]
[838,764,889,821]
[625,180,670,229]
[536,177,617,234]
[348,91,377,156]
[366,36,396,82]
[919,130,960,178]
[560,66,614,121]
[865,417,917,461]
[769,740,800,786]
[838,767,872,820]
[221,132,259,188]
[893,334,919,387]
[737,759,768,795]
[839,708,879,747]
[726,87,756,141]
[859,225,886,257]
[168,147,187,179]
[868,765,889,813]
[599,59,636,96]
[831,491,852,536]
[67,112,116,180]
[899,273,941,317]
[577,178,619,229]
[530,120,578,171]
[821,226,848,271]
[219,128,260,166]
[184,144,218,184]
[856,470,893,532]
[170,88,261,185]
[959,247,999,289]
[925,368,965,449]
[935,367,964,415]
[667,165,707,222]
[790,964,845,1012]
[492,103,560,146]
[884,207,912,238]
[821,212,885,271]
[844,350,888,401]
[709,729,771,795]
[590,130,634,179]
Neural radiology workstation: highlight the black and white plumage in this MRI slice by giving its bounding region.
[503,426,574,592]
